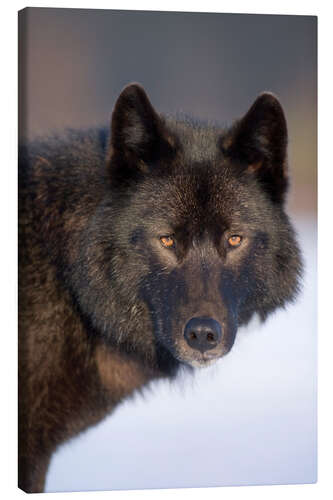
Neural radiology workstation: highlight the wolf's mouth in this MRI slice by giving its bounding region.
[187,356,220,368]
[174,349,222,368]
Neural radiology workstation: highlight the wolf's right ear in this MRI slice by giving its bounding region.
[109,84,175,169]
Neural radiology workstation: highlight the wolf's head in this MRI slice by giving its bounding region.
[76,84,303,372]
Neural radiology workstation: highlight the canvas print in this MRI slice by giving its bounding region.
[18,8,317,493]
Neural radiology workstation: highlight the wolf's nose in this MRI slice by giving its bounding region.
[184,317,222,353]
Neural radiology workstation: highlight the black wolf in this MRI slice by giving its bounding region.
[18,84,302,492]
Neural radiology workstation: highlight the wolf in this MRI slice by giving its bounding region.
[18,83,302,492]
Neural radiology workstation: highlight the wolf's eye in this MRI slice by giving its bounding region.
[160,235,175,248]
[228,235,242,248]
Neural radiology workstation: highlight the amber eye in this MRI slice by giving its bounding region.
[228,235,242,248]
[160,235,175,248]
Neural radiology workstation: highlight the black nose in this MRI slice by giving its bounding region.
[184,317,222,353]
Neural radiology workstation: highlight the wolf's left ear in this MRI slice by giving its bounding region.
[221,93,288,204]
[110,83,175,166]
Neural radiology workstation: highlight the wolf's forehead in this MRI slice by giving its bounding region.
[166,118,220,163]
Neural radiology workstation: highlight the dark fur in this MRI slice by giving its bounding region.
[18,84,302,492]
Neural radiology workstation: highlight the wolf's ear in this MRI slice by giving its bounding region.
[110,84,175,166]
[221,93,288,204]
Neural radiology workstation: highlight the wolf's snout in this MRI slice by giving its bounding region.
[184,317,222,353]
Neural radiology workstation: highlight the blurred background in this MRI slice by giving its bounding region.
[19,8,317,492]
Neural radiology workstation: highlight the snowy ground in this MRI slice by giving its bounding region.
[45,216,317,492]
